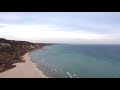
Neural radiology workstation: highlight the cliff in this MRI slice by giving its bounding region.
[0,38,46,72]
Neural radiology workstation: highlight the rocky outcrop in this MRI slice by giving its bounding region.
[0,38,46,72]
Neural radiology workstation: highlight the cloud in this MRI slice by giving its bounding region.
[0,12,120,44]
[0,13,21,21]
[0,24,119,44]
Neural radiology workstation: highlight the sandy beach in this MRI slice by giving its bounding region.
[0,52,48,78]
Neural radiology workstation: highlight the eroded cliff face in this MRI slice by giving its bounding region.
[0,38,46,72]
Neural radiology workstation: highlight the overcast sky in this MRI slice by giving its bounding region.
[0,12,120,44]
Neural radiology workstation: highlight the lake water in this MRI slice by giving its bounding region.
[29,44,120,78]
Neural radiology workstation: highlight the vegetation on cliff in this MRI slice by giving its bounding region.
[0,38,46,72]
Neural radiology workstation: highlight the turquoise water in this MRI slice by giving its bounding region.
[29,44,120,78]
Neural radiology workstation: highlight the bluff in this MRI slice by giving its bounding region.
[0,38,46,72]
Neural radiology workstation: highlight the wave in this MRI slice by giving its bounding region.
[66,72,72,78]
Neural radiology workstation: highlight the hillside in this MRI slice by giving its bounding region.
[0,38,46,72]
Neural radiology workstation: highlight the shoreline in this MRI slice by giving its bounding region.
[0,52,49,78]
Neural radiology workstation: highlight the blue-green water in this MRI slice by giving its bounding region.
[29,44,120,78]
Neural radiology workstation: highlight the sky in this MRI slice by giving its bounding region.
[0,12,120,44]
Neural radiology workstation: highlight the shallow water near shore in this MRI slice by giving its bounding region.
[29,44,120,78]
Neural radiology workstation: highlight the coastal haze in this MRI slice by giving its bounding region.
[0,12,120,78]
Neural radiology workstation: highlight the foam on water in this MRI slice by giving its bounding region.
[66,72,72,78]
[74,74,76,76]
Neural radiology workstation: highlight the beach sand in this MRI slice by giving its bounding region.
[0,52,48,78]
